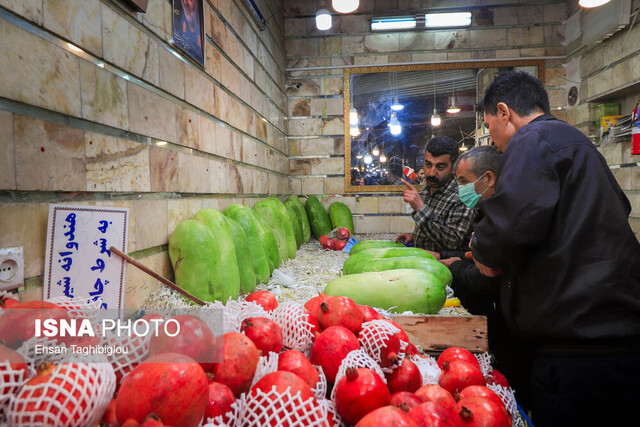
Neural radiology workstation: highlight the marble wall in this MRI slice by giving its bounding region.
[284,0,568,235]
[0,0,287,308]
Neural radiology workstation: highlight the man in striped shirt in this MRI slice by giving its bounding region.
[395,136,476,257]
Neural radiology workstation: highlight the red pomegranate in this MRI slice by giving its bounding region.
[359,321,401,367]
[336,227,350,240]
[245,291,278,311]
[141,415,166,426]
[409,401,459,427]
[277,349,320,389]
[241,317,283,355]
[0,295,19,309]
[318,296,363,334]
[248,371,318,426]
[11,362,105,426]
[0,343,29,402]
[0,300,71,348]
[457,386,510,422]
[437,347,481,370]
[385,358,422,394]
[209,332,260,397]
[358,305,383,322]
[310,326,360,383]
[381,319,410,342]
[415,384,457,412]
[390,391,424,411]
[305,293,331,319]
[334,367,391,425]
[121,419,142,427]
[486,369,510,389]
[116,353,208,427]
[305,308,320,335]
[355,405,421,427]
[439,361,485,396]
[204,382,236,423]
[455,396,511,427]
[100,398,118,427]
[149,315,216,371]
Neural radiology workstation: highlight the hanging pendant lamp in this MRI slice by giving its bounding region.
[332,0,359,14]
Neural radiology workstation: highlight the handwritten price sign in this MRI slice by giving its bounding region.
[44,205,129,318]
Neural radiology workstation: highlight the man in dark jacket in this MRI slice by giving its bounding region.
[472,71,640,426]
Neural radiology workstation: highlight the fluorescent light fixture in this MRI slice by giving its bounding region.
[391,96,404,111]
[316,9,332,30]
[431,109,441,126]
[425,12,471,28]
[350,125,361,137]
[379,154,387,163]
[67,43,84,53]
[372,16,417,31]
[579,0,611,7]
[372,147,380,156]
[332,0,359,13]
[350,108,359,125]
[388,112,402,136]
[364,154,373,164]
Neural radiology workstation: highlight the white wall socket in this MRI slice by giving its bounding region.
[0,247,24,291]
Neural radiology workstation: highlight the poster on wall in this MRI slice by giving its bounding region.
[43,205,129,318]
[172,0,205,67]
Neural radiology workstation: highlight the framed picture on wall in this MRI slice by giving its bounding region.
[171,0,205,67]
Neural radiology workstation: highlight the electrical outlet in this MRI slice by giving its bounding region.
[0,247,24,291]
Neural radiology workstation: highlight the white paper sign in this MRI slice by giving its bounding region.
[44,205,129,318]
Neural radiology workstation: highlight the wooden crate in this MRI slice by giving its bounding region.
[393,315,488,353]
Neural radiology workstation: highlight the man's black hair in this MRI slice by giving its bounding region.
[426,136,459,165]
[476,71,550,117]
[387,156,403,177]
[453,145,502,177]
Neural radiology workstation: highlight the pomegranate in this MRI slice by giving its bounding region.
[310,326,360,383]
[245,291,278,311]
[457,386,510,422]
[334,239,347,250]
[141,415,166,426]
[318,296,363,334]
[304,293,331,319]
[390,391,424,411]
[0,343,29,400]
[336,227,350,240]
[149,314,216,371]
[305,308,320,335]
[437,347,481,370]
[358,305,383,322]
[121,419,142,427]
[11,362,108,426]
[204,382,235,423]
[334,367,391,425]
[486,369,509,389]
[241,317,283,355]
[355,405,421,427]
[277,349,320,389]
[409,402,459,427]
[359,320,401,367]
[116,353,207,427]
[405,342,420,356]
[439,361,485,396]
[455,396,511,427]
[209,332,260,397]
[325,239,336,250]
[248,371,318,426]
[0,295,19,309]
[0,300,71,348]
[100,398,118,426]
[319,235,331,248]
[385,358,422,394]
[415,384,457,412]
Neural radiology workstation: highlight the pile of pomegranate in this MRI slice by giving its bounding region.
[0,290,518,427]
[319,227,351,251]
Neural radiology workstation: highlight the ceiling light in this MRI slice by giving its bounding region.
[332,0,359,13]
[350,107,359,125]
[390,96,404,111]
[356,153,363,159]
[379,154,387,163]
[372,16,417,31]
[388,112,402,136]
[578,0,611,7]
[447,99,460,114]
[372,147,380,156]
[425,12,472,28]
[431,109,441,126]
[364,154,373,164]
[316,9,332,30]
[459,146,469,152]
[350,125,361,137]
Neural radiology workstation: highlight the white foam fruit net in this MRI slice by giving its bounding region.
[270,302,315,355]
[358,320,402,369]
[486,383,523,427]
[311,365,328,401]
[0,361,27,412]
[238,386,326,427]
[207,299,269,334]
[46,295,103,323]
[250,352,280,388]
[330,349,387,402]
[475,352,493,376]
[6,361,116,427]
[101,328,150,387]
[409,354,441,385]
[318,398,346,427]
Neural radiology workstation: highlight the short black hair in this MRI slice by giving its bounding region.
[387,156,403,176]
[454,145,502,177]
[426,136,459,165]
[477,71,550,117]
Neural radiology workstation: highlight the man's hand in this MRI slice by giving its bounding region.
[402,179,424,212]
[426,250,441,260]
[395,233,414,244]
[439,257,461,267]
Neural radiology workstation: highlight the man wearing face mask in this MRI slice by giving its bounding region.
[395,136,475,255]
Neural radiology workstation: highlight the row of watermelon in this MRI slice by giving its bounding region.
[167,196,354,303]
